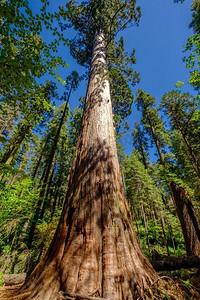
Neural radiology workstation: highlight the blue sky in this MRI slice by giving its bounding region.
[30,0,194,157]
[122,0,194,154]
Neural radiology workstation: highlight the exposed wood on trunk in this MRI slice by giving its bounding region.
[152,255,200,271]
[170,182,200,257]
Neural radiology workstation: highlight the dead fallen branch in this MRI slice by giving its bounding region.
[151,255,200,271]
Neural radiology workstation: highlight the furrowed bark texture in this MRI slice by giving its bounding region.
[4,31,158,300]
[170,182,200,257]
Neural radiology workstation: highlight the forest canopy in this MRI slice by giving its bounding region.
[0,0,200,299]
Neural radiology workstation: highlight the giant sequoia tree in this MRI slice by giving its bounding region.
[0,1,167,299]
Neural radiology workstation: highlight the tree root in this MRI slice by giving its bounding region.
[0,285,31,300]
[58,291,108,300]
[142,274,200,300]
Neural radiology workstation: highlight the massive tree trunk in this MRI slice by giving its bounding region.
[3,31,158,300]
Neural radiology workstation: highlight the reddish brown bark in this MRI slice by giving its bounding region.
[170,182,200,257]
[1,31,158,300]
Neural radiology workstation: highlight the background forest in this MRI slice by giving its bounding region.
[0,0,200,293]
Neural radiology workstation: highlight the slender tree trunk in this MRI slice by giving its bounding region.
[175,117,200,177]
[6,30,158,300]
[133,210,141,242]
[50,191,57,220]
[170,182,200,257]
[160,215,170,256]
[181,132,200,176]
[0,124,31,181]
[0,123,31,165]
[165,217,176,253]
[31,137,50,179]
[50,172,63,220]
[134,122,148,169]
[150,124,166,168]
[140,202,151,255]
[39,157,57,220]
[27,91,71,247]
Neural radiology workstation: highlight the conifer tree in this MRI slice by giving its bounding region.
[0,81,55,168]
[135,89,200,258]
[2,1,174,299]
[27,72,80,248]
[132,122,149,169]
[135,89,168,167]
[161,90,200,177]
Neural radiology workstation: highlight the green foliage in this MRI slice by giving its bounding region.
[190,0,200,34]
[175,81,184,88]
[161,90,200,177]
[124,152,186,258]
[0,178,39,253]
[32,216,60,256]
[170,130,199,193]
[0,81,56,167]
[174,0,200,33]
[132,122,149,168]
[0,271,4,286]
[61,0,138,132]
[135,89,170,149]
[0,0,68,107]
[0,0,199,279]
[183,34,200,90]
[109,67,134,132]
[64,0,140,67]
[68,102,83,146]
[182,279,192,288]
[125,152,161,209]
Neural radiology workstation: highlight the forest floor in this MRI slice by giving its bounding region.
[0,268,200,299]
[153,269,200,299]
